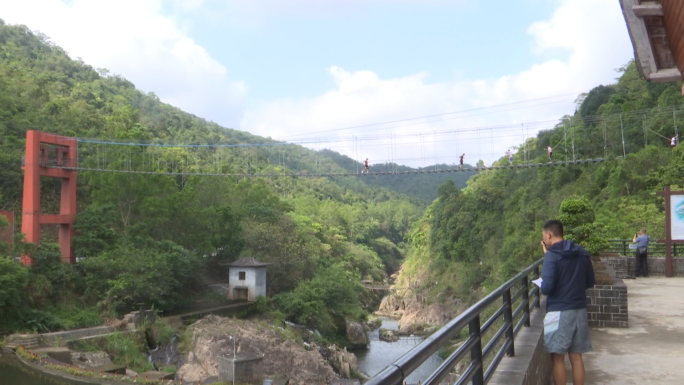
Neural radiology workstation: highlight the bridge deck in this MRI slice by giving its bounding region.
[582,277,684,384]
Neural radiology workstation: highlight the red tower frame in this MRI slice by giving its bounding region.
[21,131,77,265]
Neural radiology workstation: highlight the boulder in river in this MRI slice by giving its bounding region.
[345,320,368,348]
[378,328,399,342]
[364,316,382,331]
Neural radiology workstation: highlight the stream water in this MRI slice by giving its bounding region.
[355,318,443,383]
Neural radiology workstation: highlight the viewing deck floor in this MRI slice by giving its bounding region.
[581,277,684,384]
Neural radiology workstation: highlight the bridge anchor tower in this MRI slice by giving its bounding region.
[21,130,77,265]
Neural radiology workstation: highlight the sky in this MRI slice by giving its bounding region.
[0,0,635,167]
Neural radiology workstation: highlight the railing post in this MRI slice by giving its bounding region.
[533,266,541,308]
[622,240,627,256]
[503,288,516,357]
[521,275,530,327]
[469,315,484,385]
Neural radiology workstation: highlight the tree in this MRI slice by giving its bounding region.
[274,263,366,337]
[558,197,609,256]
[80,240,202,313]
[72,205,119,258]
[0,257,28,312]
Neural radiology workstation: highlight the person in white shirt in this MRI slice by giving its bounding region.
[671,136,677,148]
[547,146,553,162]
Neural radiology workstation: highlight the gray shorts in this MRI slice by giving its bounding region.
[544,308,592,354]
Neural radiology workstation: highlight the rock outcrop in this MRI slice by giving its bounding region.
[364,316,382,331]
[378,328,399,342]
[177,315,364,384]
[377,292,460,334]
[322,344,368,381]
[397,299,455,334]
[345,320,367,347]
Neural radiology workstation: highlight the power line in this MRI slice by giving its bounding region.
[276,92,583,138]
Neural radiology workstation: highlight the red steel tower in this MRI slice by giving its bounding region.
[21,131,77,265]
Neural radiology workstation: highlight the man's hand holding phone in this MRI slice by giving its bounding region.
[540,240,548,253]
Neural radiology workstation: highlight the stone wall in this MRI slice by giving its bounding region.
[601,255,684,277]
[586,278,628,328]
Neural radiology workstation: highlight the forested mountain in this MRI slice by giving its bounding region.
[398,61,684,305]
[0,20,456,339]
[319,149,476,204]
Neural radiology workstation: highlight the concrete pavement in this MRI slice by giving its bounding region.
[577,277,684,384]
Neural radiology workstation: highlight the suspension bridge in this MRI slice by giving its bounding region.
[24,102,684,179]
[15,102,684,265]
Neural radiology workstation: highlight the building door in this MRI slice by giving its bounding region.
[234,288,249,300]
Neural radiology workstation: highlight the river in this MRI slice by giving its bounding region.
[355,317,443,383]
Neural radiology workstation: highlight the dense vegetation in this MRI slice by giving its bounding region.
[2,18,681,346]
[0,21,449,340]
[399,61,684,303]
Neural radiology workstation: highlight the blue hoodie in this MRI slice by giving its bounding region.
[541,239,595,312]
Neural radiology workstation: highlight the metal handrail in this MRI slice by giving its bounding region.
[366,258,543,385]
[606,239,682,257]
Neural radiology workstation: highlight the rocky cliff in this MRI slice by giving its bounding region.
[177,315,364,384]
[376,268,463,334]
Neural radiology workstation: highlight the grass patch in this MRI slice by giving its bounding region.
[162,365,176,373]
[152,318,177,346]
[177,327,194,353]
[103,333,153,373]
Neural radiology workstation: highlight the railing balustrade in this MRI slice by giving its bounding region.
[606,239,681,257]
[366,258,543,385]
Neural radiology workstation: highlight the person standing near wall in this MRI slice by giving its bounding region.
[540,219,595,385]
[633,228,651,277]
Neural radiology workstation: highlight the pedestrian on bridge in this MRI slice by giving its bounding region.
[633,228,651,277]
[361,158,370,174]
[540,219,595,385]
[459,153,465,169]
[546,146,553,162]
[671,136,678,148]
[507,149,514,165]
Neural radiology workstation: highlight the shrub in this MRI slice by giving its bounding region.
[104,333,153,372]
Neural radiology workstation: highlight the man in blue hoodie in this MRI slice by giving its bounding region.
[540,219,595,385]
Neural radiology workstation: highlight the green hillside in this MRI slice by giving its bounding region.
[0,20,437,339]
[398,61,684,304]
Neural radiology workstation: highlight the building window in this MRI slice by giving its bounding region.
[239,271,246,280]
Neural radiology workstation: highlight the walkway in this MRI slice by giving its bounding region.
[582,277,684,384]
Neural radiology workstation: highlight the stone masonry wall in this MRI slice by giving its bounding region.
[586,278,628,328]
[601,256,684,277]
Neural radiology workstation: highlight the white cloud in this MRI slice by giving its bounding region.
[0,0,634,168]
[195,0,471,29]
[0,0,246,127]
[241,0,634,167]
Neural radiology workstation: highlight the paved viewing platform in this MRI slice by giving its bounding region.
[582,277,684,384]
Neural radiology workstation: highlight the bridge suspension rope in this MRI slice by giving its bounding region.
[38,103,684,178]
